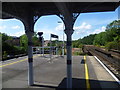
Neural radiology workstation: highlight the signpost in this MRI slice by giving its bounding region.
[58,21,65,57]
[38,32,44,56]
[50,34,59,60]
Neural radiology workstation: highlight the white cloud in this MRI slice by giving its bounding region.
[85,26,106,36]
[55,23,64,31]
[55,22,92,35]
[10,31,25,37]
[74,26,106,39]
[12,25,20,29]
[74,22,92,35]
[36,22,92,40]
[0,25,6,30]
[0,25,7,33]
[92,26,106,34]
[0,19,4,21]
[74,22,92,30]
[0,19,7,22]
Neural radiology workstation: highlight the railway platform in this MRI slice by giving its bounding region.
[1,54,120,89]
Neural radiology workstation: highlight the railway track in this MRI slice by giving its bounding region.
[83,45,120,79]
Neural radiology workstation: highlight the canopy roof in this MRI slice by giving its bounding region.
[2,2,119,19]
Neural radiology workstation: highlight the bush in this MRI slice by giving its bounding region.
[105,41,120,51]
[78,44,83,48]
[73,51,85,56]
[14,46,26,55]
[73,52,79,55]
[3,51,8,60]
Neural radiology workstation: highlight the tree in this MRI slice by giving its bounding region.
[106,20,120,42]
[94,20,120,46]
[78,34,97,45]
[20,32,41,50]
[2,33,12,43]
[20,34,28,51]
[106,20,120,30]
[93,32,107,46]
[32,32,40,46]
[2,33,13,54]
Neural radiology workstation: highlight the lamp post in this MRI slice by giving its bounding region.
[58,21,64,56]
[38,32,44,56]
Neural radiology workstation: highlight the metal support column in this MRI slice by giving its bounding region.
[26,31,34,86]
[23,9,40,86]
[56,38,58,56]
[65,29,74,89]
[62,13,79,89]
[58,9,79,88]
[42,37,44,56]
[62,25,65,57]
[50,36,52,60]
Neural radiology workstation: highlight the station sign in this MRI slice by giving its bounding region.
[51,34,58,38]
[38,32,43,36]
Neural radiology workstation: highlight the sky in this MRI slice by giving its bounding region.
[0,6,119,41]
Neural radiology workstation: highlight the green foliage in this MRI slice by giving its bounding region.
[72,40,79,48]
[106,20,120,30]
[72,34,96,48]
[20,34,28,51]
[73,52,80,55]
[3,51,8,59]
[1,20,120,59]
[78,44,83,48]
[0,33,2,60]
[2,33,12,41]
[2,42,14,54]
[32,32,40,46]
[106,20,120,42]
[78,34,97,45]
[73,51,84,56]
[93,32,107,45]
[13,46,26,54]
[73,20,120,52]
[105,41,120,51]
[1,33,27,60]
[94,20,120,47]
[73,48,85,56]
[20,32,40,49]
[58,48,62,55]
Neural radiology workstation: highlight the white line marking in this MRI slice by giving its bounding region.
[94,56,120,85]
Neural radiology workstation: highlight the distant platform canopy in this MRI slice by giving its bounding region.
[1,2,120,20]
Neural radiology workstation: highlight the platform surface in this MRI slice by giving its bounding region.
[1,54,120,89]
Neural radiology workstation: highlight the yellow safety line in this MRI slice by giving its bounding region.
[84,56,90,90]
[0,55,41,68]
[0,58,27,67]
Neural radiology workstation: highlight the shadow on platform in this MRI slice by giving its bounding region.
[81,59,85,64]
[2,78,120,90]
[32,78,119,90]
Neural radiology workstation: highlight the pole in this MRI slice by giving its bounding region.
[26,31,34,86]
[55,39,57,56]
[62,24,64,56]
[58,21,64,56]
[42,37,44,56]
[64,14,74,89]
[66,34,72,89]
[50,35,52,61]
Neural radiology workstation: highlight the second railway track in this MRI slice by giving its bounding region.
[83,45,120,80]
